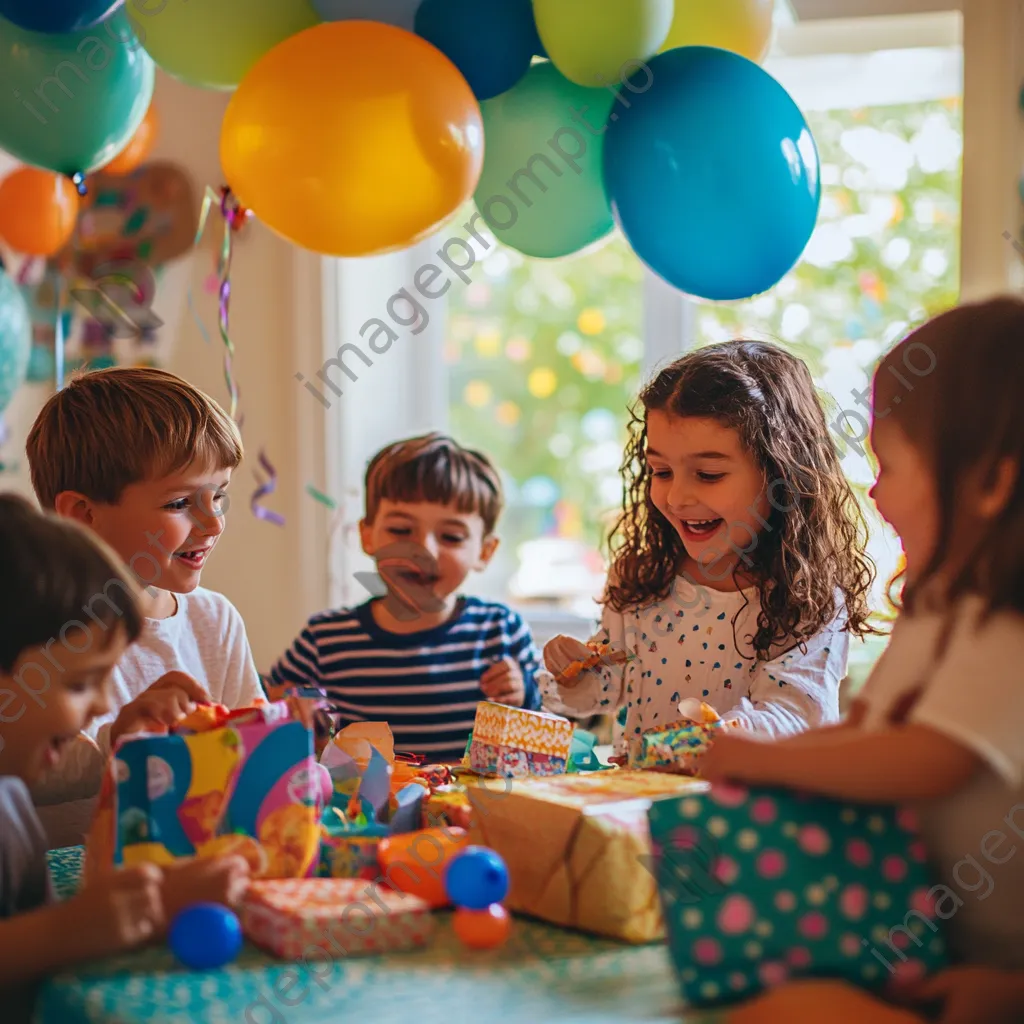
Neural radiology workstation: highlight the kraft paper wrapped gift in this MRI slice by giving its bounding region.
[466,701,574,777]
[468,770,707,942]
[242,878,434,959]
[85,701,320,880]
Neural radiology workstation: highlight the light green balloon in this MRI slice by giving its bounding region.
[0,10,154,175]
[533,0,673,87]
[474,62,615,259]
[127,0,320,90]
[0,269,31,416]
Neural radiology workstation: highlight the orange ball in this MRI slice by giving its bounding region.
[378,827,469,909]
[453,904,511,950]
[0,167,80,257]
[102,104,160,176]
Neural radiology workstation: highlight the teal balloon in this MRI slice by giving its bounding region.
[0,269,31,415]
[473,61,615,258]
[0,10,154,175]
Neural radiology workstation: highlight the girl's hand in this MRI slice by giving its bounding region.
[543,635,593,684]
[895,967,1024,1024]
[699,732,771,783]
[481,657,525,707]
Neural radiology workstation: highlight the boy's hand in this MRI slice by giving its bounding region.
[698,732,771,784]
[111,671,211,746]
[161,855,251,924]
[67,864,166,957]
[895,967,1024,1024]
[543,635,593,684]
[481,657,526,707]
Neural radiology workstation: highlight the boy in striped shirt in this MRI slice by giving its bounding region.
[269,434,543,759]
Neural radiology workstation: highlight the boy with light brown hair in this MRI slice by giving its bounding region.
[24,367,263,842]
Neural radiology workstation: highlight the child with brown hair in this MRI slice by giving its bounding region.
[270,432,543,760]
[25,367,263,842]
[702,299,1024,1021]
[544,340,878,752]
[0,495,248,1023]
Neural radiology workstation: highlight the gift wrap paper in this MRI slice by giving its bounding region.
[242,878,435,960]
[468,770,707,942]
[467,702,574,777]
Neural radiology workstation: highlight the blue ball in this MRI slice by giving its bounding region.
[169,904,243,971]
[603,46,821,302]
[444,847,509,910]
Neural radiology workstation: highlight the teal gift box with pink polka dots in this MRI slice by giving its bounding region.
[647,783,948,1009]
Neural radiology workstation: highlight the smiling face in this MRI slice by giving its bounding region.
[645,411,770,588]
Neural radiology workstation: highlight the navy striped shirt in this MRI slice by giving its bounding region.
[269,597,542,758]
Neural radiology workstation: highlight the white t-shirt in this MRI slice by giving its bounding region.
[857,596,1024,968]
[543,576,848,749]
[31,587,263,846]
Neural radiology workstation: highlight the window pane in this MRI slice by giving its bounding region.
[446,223,643,613]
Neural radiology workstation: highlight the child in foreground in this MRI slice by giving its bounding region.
[25,368,263,843]
[545,341,877,753]
[270,433,543,760]
[702,299,1024,1022]
[0,496,249,1023]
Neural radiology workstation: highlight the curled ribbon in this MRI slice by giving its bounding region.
[251,449,285,526]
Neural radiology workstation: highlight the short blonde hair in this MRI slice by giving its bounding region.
[364,433,504,535]
[27,367,243,509]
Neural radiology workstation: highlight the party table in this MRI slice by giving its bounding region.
[38,848,721,1024]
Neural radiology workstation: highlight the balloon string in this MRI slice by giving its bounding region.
[252,449,285,526]
[54,272,65,391]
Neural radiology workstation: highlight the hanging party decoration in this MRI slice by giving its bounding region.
[662,0,776,63]
[0,0,122,34]
[132,0,319,90]
[221,21,483,257]
[603,46,820,301]
[0,9,154,176]
[0,167,81,257]
[18,266,75,382]
[414,0,536,101]
[474,61,615,258]
[532,0,673,88]
[0,265,31,414]
[101,101,159,176]
[312,0,421,30]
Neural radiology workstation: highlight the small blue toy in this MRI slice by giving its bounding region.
[169,904,243,971]
[444,846,510,911]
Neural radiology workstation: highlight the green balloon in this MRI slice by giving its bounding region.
[0,10,154,176]
[128,0,320,90]
[474,62,615,259]
[0,268,31,416]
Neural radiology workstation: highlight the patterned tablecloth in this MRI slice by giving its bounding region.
[40,848,721,1024]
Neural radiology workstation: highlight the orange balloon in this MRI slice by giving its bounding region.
[220,21,484,257]
[0,167,80,257]
[378,827,468,909]
[453,904,511,950]
[102,104,160,176]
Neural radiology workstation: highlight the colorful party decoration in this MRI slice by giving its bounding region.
[533,0,673,87]
[662,0,776,63]
[221,21,483,257]
[131,0,319,90]
[312,0,421,30]
[0,168,80,257]
[603,46,820,301]
[101,100,158,175]
[0,0,122,34]
[0,10,153,176]
[414,0,535,101]
[0,267,31,414]
[474,62,615,258]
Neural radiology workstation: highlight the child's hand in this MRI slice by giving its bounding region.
[543,635,593,684]
[895,966,1024,1024]
[481,657,526,707]
[110,671,211,745]
[698,732,770,783]
[66,864,166,956]
[161,855,251,924]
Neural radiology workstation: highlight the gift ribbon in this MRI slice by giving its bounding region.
[251,449,285,526]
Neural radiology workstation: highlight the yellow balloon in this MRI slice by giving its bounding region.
[220,22,484,257]
[663,0,776,64]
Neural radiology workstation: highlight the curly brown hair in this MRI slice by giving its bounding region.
[607,340,878,658]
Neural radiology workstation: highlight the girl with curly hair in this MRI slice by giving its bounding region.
[543,340,877,754]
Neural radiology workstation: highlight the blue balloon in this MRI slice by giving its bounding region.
[0,268,30,415]
[415,0,534,100]
[312,0,422,31]
[0,0,122,33]
[169,904,243,971]
[603,47,821,302]
[444,846,509,910]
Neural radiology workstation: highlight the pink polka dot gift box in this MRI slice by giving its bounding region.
[647,785,948,1009]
